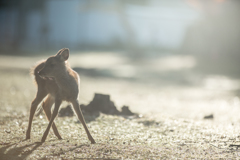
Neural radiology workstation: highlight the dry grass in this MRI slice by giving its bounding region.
[1,54,240,159]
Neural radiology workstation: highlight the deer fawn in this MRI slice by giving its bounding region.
[26,48,96,143]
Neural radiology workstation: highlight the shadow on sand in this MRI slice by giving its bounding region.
[0,140,42,160]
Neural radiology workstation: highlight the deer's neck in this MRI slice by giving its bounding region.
[54,67,72,89]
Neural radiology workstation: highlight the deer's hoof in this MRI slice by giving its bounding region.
[91,140,96,144]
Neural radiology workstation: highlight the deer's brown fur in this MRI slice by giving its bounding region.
[26,48,96,143]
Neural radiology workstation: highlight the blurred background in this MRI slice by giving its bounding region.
[0,0,240,123]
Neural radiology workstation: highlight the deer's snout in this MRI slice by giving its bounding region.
[38,70,46,77]
[38,70,42,76]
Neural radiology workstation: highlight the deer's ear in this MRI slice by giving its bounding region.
[57,48,69,61]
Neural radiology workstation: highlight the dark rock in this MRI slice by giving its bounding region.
[204,114,214,119]
[121,106,135,115]
[59,105,74,117]
[59,93,137,117]
[81,93,136,116]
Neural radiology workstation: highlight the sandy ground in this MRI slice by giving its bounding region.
[1,52,240,159]
[0,52,239,124]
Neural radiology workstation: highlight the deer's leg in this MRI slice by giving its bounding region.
[26,89,47,139]
[71,100,96,144]
[41,98,62,142]
[42,95,62,139]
